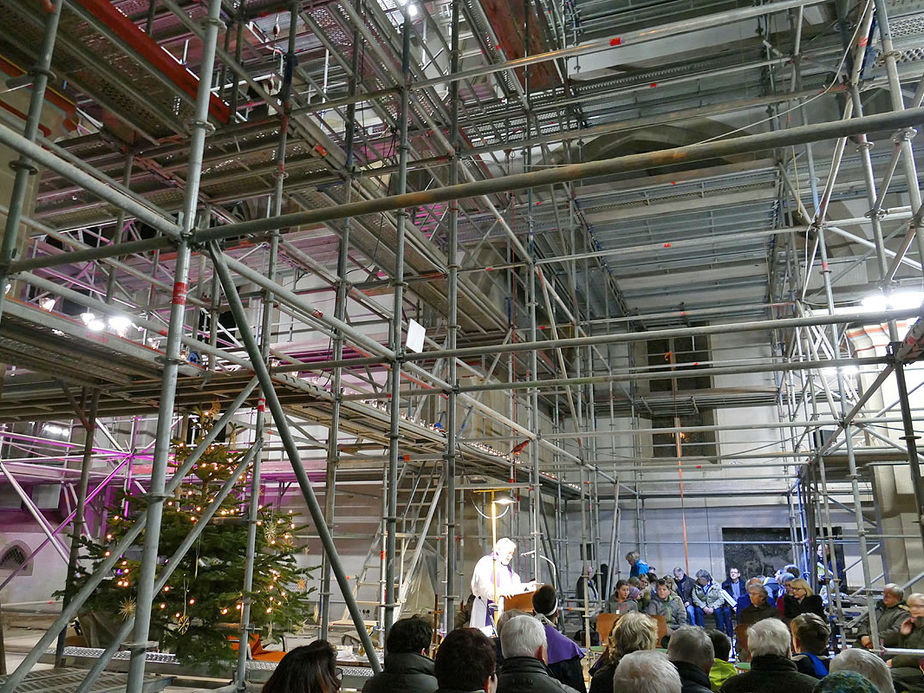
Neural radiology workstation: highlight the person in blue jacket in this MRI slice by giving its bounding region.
[722,568,749,620]
[627,551,649,579]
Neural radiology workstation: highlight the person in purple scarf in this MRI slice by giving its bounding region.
[532,585,586,693]
[471,538,537,634]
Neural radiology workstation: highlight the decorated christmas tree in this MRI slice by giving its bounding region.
[65,409,314,669]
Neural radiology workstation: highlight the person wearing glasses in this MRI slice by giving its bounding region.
[471,538,537,635]
[363,616,437,693]
[882,592,924,693]
[262,640,342,693]
[782,579,825,622]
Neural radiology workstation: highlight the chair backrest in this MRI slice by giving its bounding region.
[596,612,620,643]
[736,623,750,661]
[651,613,667,643]
[594,613,665,646]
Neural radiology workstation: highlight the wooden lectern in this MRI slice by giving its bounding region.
[503,590,537,613]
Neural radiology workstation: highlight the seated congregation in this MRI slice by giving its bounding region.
[261,577,921,693]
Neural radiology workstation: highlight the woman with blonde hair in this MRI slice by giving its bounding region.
[782,578,826,621]
[589,612,657,693]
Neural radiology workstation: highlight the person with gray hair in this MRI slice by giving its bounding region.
[720,618,817,693]
[739,582,779,628]
[667,626,714,693]
[471,538,537,634]
[627,550,650,579]
[613,650,682,693]
[829,648,893,693]
[692,570,732,635]
[858,583,907,649]
[497,615,577,693]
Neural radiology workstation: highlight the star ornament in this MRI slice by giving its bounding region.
[119,598,137,620]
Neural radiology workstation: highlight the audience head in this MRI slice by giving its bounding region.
[613,651,681,693]
[604,611,657,666]
[784,564,801,579]
[695,569,712,585]
[790,578,814,599]
[813,671,880,693]
[906,592,924,619]
[532,585,558,621]
[495,609,528,637]
[790,613,830,655]
[434,628,496,693]
[628,576,641,587]
[729,568,740,581]
[616,579,631,601]
[262,641,339,693]
[386,616,432,655]
[499,614,547,662]
[626,551,640,565]
[667,626,715,673]
[656,579,672,601]
[639,575,650,589]
[882,583,904,607]
[747,583,769,607]
[706,629,731,662]
[674,567,686,580]
[829,648,892,693]
[747,618,792,658]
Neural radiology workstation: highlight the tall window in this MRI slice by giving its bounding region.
[644,333,716,459]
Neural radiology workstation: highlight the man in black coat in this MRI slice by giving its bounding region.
[497,614,579,693]
[667,626,715,693]
[720,618,817,693]
[363,616,438,693]
[674,567,697,624]
[433,627,497,693]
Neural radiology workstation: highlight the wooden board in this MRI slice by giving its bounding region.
[596,613,667,644]
[504,590,537,613]
[597,613,620,642]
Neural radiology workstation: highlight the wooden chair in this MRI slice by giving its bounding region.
[735,623,749,662]
[596,612,620,642]
[650,614,667,644]
[596,612,666,646]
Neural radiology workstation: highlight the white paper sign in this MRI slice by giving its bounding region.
[406,319,426,353]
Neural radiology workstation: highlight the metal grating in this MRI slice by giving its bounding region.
[0,666,170,692]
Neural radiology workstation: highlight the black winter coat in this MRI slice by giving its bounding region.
[782,594,825,621]
[548,656,586,693]
[674,661,714,693]
[497,656,579,693]
[363,652,438,693]
[719,654,818,693]
[588,663,614,693]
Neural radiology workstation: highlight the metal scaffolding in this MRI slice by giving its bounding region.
[0,0,924,684]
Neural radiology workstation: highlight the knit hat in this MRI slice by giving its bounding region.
[812,671,879,693]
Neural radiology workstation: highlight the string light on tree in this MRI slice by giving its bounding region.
[59,404,314,670]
